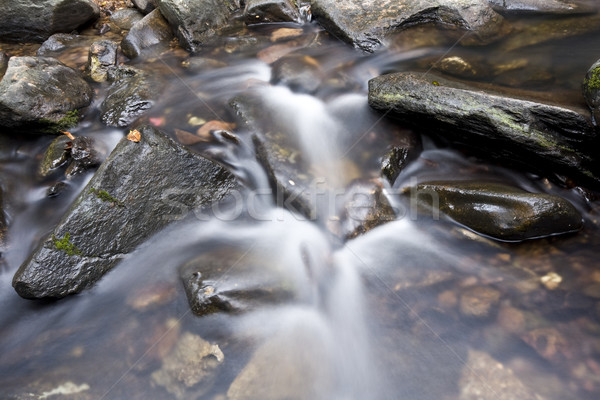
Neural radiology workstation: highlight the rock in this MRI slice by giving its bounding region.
[244,0,300,25]
[271,54,324,94]
[37,33,97,70]
[121,9,174,59]
[583,59,600,125]
[407,181,583,241]
[0,57,92,133]
[152,331,224,399]
[459,349,544,400]
[334,178,396,240]
[310,0,508,52]
[180,247,296,316]
[381,143,419,185]
[459,286,501,318]
[132,0,157,14]
[100,66,161,127]
[368,72,600,187]
[37,33,81,55]
[156,0,241,53]
[182,57,227,72]
[0,0,100,43]
[0,51,8,81]
[0,185,6,255]
[227,328,335,400]
[12,125,240,299]
[46,181,69,198]
[37,135,71,179]
[87,40,118,82]
[488,0,596,15]
[65,136,106,178]
[435,56,486,80]
[110,8,145,30]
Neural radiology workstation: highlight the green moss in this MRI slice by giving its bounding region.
[52,233,81,256]
[40,110,80,134]
[89,188,125,207]
[585,66,600,91]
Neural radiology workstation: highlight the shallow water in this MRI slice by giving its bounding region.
[1,10,600,400]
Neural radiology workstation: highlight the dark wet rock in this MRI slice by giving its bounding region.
[488,0,596,15]
[0,57,92,133]
[182,57,227,72]
[368,72,600,186]
[46,181,69,198]
[110,8,145,30]
[244,0,300,25]
[271,54,324,94]
[227,328,335,400]
[435,56,486,80]
[180,248,296,316]
[37,33,80,55]
[156,0,242,53]
[0,0,99,43]
[381,143,419,185]
[36,33,97,70]
[12,125,240,299]
[121,9,174,59]
[151,331,224,399]
[100,66,161,127]
[310,0,508,52]
[407,181,583,241]
[37,135,71,179]
[87,40,118,82]
[65,136,106,178]
[0,51,8,81]
[500,13,600,51]
[583,59,600,125]
[132,0,157,15]
[459,286,501,318]
[459,349,544,400]
[334,179,396,240]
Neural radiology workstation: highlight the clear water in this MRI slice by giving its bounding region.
[1,11,600,400]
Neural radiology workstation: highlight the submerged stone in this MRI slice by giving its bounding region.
[244,0,301,25]
[271,54,324,94]
[310,0,508,52]
[156,0,241,53]
[121,9,174,59]
[368,72,599,187]
[0,0,99,43]
[37,135,71,179]
[0,57,92,133]
[407,181,583,241]
[0,51,8,81]
[12,125,240,299]
[583,59,600,125]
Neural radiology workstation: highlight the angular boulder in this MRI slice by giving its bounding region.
[87,40,118,83]
[110,8,145,30]
[244,0,300,25]
[583,58,600,125]
[406,181,583,241]
[0,0,99,43]
[156,0,241,53]
[0,57,92,132]
[368,72,600,187]
[121,9,174,59]
[12,125,240,299]
[311,0,508,52]
[132,0,157,14]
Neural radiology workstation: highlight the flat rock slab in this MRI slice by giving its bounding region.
[488,0,596,15]
[408,181,583,241]
[0,57,92,132]
[368,72,599,187]
[0,0,99,43]
[311,0,507,52]
[13,125,240,299]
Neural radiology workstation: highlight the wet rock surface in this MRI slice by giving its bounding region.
[37,135,72,179]
[121,9,174,59]
[488,0,596,15]
[110,8,145,30]
[0,51,8,80]
[583,59,600,125]
[12,125,240,299]
[0,0,99,43]
[156,0,241,53]
[87,40,118,82]
[0,57,92,133]
[132,0,157,14]
[408,181,583,241]
[368,72,600,187]
[271,54,324,94]
[311,0,508,52]
[244,0,300,25]
[100,66,161,127]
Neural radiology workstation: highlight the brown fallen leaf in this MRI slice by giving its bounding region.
[174,128,205,145]
[257,43,300,64]
[270,27,303,42]
[61,130,76,140]
[127,129,141,142]
[197,120,237,138]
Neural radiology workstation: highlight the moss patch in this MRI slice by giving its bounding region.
[52,233,81,256]
[585,66,600,91]
[40,110,80,134]
[89,187,125,207]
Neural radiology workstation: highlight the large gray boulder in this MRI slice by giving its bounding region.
[0,0,99,43]
[12,125,240,299]
[407,181,583,241]
[156,0,242,53]
[368,72,600,187]
[310,0,508,52]
[0,57,92,133]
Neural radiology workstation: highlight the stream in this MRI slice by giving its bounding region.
[1,7,600,400]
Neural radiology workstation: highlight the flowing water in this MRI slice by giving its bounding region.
[1,10,600,400]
